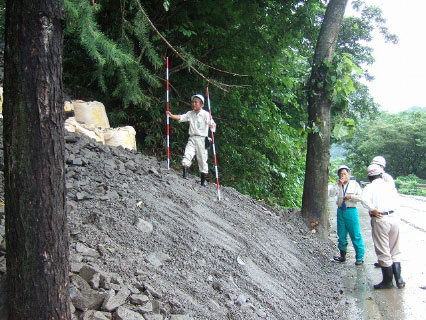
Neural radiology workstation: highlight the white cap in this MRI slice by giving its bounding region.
[367,163,384,176]
[371,156,386,167]
[337,165,350,175]
[191,94,204,104]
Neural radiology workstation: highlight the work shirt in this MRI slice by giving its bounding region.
[179,109,216,137]
[361,178,399,212]
[329,180,362,208]
[383,172,396,187]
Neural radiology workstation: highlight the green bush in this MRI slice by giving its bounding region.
[395,174,426,196]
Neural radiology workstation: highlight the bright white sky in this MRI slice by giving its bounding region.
[346,0,426,114]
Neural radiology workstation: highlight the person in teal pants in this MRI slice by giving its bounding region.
[329,165,365,265]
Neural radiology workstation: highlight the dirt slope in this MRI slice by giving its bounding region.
[0,128,356,319]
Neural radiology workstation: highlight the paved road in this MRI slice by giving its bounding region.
[328,194,426,320]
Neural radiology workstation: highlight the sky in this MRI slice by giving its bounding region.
[345,0,426,114]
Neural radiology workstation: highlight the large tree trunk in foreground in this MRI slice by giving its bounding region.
[3,0,70,318]
[302,0,348,239]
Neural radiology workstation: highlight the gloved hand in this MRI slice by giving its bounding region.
[205,136,212,149]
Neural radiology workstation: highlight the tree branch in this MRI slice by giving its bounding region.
[137,2,249,92]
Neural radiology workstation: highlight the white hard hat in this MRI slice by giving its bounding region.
[191,94,204,104]
[371,156,386,167]
[367,163,384,176]
[337,165,350,175]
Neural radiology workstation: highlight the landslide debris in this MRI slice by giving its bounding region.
[0,125,352,319]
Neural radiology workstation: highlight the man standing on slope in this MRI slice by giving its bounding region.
[361,163,405,289]
[167,94,216,186]
[329,165,365,265]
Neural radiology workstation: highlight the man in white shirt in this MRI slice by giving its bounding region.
[329,165,365,265]
[370,156,396,268]
[361,163,405,289]
[167,94,216,186]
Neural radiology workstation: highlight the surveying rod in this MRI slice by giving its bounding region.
[205,87,221,201]
[166,57,170,170]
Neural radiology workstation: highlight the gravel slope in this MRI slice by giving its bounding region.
[0,127,357,319]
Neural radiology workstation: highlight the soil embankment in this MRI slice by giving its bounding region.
[0,124,356,319]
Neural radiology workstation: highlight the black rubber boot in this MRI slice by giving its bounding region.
[200,173,207,186]
[392,262,406,288]
[333,250,346,262]
[183,167,188,179]
[374,266,394,289]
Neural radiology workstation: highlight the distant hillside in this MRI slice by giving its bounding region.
[405,106,426,113]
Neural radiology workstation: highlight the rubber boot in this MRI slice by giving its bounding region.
[374,266,394,289]
[392,262,405,288]
[183,167,188,179]
[201,173,207,186]
[333,250,346,262]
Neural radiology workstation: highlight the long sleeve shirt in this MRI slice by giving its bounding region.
[179,109,216,137]
[329,180,362,208]
[361,178,399,212]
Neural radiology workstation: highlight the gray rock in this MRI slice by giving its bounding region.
[235,294,247,306]
[137,301,153,314]
[76,243,100,258]
[142,315,164,320]
[129,294,150,305]
[102,288,130,312]
[142,283,163,299]
[99,273,112,290]
[256,309,267,318]
[135,218,153,234]
[114,306,144,320]
[70,276,106,311]
[79,265,100,282]
[70,262,84,273]
[72,158,84,166]
[145,252,170,269]
[169,315,192,320]
[148,167,160,176]
[80,310,111,320]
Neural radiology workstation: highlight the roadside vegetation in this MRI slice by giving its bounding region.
[0,0,397,207]
[331,108,426,196]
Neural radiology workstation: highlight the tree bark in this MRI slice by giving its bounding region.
[302,0,348,239]
[3,0,70,319]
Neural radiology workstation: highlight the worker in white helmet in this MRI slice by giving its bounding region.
[370,156,396,268]
[361,163,405,289]
[371,156,395,187]
[167,93,216,186]
[329,165,365,265]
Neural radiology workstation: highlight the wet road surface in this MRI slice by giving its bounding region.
[328,194,426,320]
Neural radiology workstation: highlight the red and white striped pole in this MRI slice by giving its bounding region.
[205,87,221,201]
[166,57,170,170]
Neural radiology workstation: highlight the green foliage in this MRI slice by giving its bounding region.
[332,118,355,140]
[345,110,426,181]
[0,0,389,208]
[328,1,396,142]
[63,0,162,108]
[395,175,426,196]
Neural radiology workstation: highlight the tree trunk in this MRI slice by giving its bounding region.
[3,0,70,319]
[302,0,348,239]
